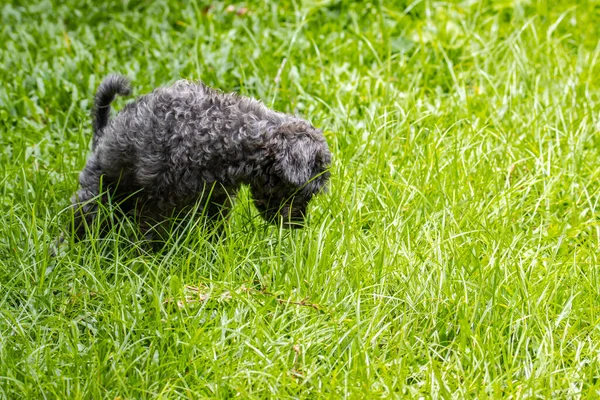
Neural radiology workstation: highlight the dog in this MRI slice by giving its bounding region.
[70,75,331,240]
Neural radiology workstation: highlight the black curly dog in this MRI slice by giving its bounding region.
[71,75,331,240]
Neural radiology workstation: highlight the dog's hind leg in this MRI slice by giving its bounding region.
[70,155,106,240]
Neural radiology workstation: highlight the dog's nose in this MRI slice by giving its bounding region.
[282,220,304,229]
[280,207,305,228]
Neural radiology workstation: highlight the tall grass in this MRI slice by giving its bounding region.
[1,0,600,397]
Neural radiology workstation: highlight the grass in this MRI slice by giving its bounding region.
[1,0,600,397]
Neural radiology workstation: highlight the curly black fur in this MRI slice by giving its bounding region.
[92,74,132,149]
[71,75,331,239]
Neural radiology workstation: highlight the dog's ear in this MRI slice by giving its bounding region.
[272,122,331,188]
[275,135,319,186]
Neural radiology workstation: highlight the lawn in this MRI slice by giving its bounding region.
[1,0,600,398]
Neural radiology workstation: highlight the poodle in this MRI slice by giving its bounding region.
[70,75,331,240]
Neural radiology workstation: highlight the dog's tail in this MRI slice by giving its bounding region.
[92,74,132,147]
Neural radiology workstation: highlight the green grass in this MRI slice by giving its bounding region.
[2,0,600,397]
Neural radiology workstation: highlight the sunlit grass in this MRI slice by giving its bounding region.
[1,0,600,397]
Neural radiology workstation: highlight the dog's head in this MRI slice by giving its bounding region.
[252,121,331,227]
